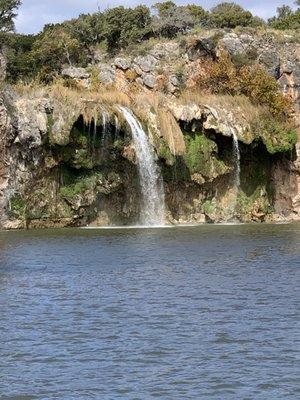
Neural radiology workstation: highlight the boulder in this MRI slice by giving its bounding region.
[133,55,158,73]
[150,42,180,60]
[114,57,131,70]
[61,67,90,79]
[142,73,157,89]
[98,64,115,85]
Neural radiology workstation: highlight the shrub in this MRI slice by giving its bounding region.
[230,47,258,69]
[268,6,300,30]
[194,51,292,117]
[31,25,84,82]
[0,0,21,33]
[194,50,238,95]
[238,65,292,117]
[152,3,195,38]
[125,69,138,82]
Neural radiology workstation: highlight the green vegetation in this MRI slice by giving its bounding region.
[0,0,21,33]
[60,172,102,201]
[236,189,273,219]
[157,140,175,165]
[202,199,217,215]
[184,133,228,178]
[8,193,26,218]
[251,115,297,154]
[209,2,263,29]
[269,2,300,30]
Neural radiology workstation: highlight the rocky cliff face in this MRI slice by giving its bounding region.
[0,29,299,229]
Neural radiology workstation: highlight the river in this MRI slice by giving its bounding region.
[0,223,299,399]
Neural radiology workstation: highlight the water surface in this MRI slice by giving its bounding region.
[0,224,299,399]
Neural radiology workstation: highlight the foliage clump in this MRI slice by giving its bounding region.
[209,2,263,29]
[251,115,297,154]
[269,3,300,30]
[8,193,26,218]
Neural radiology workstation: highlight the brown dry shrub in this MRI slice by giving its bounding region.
[192,50,292,117]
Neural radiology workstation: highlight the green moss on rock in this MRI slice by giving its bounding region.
[184,133,228,179]
[59,172,103,201]
[8,194,26,219]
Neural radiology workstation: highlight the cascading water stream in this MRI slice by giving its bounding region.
[232,132,241,212]
[119,106,165,226]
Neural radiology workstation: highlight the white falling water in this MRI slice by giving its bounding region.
[114,115,120,139]
[119,106,165,226]
[101,111,109,146]
[232,132,241,212]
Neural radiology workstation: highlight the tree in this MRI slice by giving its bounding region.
[152,4,195,38]
[102,6,151,53]
[209,2,254,28]
[5,33,38,82]
[119,6,151,48]
[153,1,176,18]
[0,0,21,33]
[277,5,293,19]
[68,13,104,48]
[268,5,300,29]
[32,25,83,81]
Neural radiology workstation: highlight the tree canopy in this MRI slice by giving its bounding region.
[3,1,300,83]
[0,0,21,33]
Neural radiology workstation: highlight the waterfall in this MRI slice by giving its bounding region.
[92,115,97,151]
[232,133,240,190]
[232,132,241,213]
[119,106,165,226]
[101,111,109,146]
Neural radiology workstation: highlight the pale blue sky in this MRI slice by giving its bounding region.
[16,0,297,34]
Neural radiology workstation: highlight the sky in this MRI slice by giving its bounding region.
[15,0,297,34]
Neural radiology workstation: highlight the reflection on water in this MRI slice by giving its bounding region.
[0,224,299,399]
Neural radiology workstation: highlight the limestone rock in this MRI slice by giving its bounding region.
[62,67,90,79]
[133,55,158,73]
[114,57,131,70]
[150,42,180,60]
[98,64,116,85]
[13,98,48,149]
[142,73,157,89]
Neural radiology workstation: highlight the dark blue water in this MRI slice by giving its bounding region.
[0,224,299,399]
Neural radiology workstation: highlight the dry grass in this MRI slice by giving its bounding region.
[13,80,47,99]
[132,91,165,123]
[158,108,186,155]
[179,90,265,124]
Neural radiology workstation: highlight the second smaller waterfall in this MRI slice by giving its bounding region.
[232,133,241,190]
[232,132,241,213]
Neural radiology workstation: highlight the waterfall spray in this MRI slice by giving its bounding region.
[119,106,165,226]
